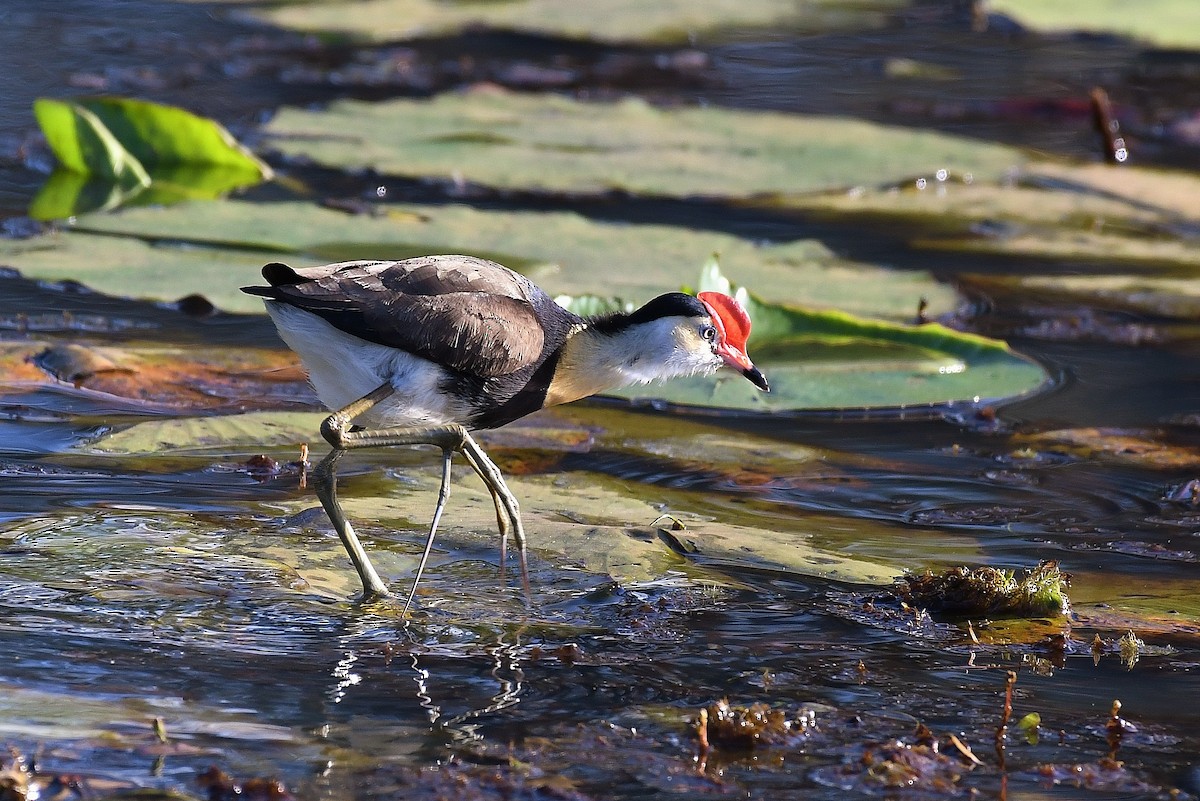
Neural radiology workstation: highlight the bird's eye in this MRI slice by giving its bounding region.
[700,325,718,342]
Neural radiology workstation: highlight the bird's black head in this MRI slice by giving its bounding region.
[588,292,707,335]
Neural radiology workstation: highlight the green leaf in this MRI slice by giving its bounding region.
[28,168,147,220]
[1,197,1046,411]
[83,411,326,456]
[783,162,1200,269]
[33,98,151,188]
[75,97,272,178]
[31,97,272,219]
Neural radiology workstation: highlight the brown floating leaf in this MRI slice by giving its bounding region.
[31,343,131,384]
[1013,427,1200,470]
[197,766,294,801]
[813,738,967,793]
[2,340,310,413]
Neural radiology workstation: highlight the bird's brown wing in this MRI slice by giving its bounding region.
[244,256,547,377]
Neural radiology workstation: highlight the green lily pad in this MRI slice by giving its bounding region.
[784,162,1200,269]
[268,468,900,588]
[960,273,1200,320]
[986,0,1200,48]
[231,0,907,44]
[76,409,897,588]
[2,200,958,319]
[83,411,326,455]
[263,90,1023,198]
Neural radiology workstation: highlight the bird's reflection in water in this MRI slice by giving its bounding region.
[323,611,529,747]
[413,632,526,745]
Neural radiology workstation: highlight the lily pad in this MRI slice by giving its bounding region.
[83,411,325,455]
[263,90,1024,198]
[986,0,1200,48]
[959,273,1200,320]
[78,409,900,588]
[786,163,1200,268]
[231,0,908,44]
[2,200,958,319]
[269,468,900,588]
[1,208,1045,412]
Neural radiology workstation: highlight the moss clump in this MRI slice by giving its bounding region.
[898,561,1070,617]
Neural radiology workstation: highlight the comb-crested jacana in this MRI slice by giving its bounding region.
[242,255,768,610]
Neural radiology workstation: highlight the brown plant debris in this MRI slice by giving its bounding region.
[812,732,975,794]
[897,561,1070,617]
[1105,699,1125,762]
[694,699,816,752]
[1028,698,1181,798]
[354,755,594,801]
[197,766,294,801]
[0,749,32,801]
[1030,759,1169,796]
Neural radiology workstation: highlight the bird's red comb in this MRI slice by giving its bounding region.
[698,291,752,348]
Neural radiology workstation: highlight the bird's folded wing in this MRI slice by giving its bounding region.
[271,281,544,377]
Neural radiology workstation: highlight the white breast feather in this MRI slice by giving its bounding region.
[265,303,469,428]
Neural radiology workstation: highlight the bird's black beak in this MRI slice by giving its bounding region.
[743,365,769,392]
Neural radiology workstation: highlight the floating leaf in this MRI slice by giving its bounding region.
[986,0,1200,48]
[84,411,325,455]
[241,0,909,44]
[264,469,900,587]
[1013,428,1200,470]
[2,339,307,414]
[3,200,959,318]
[264,90,1023,198]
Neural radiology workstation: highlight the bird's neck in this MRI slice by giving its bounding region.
[542,318,697,408]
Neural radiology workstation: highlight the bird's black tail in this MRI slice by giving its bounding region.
[240,262,302,297]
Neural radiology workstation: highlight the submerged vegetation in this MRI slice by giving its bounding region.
[897,561,1070,617]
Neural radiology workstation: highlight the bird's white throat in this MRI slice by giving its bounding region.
[544,316,721,408]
